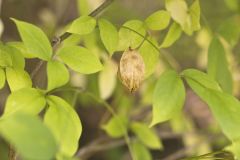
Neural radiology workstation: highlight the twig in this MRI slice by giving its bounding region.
[76,136,125,159]
[76,131,182,160]
[162,147,191,160]
[9,145,17,160]
[30,0,115,80]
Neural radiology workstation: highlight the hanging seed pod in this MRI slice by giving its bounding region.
[118,49,145,92]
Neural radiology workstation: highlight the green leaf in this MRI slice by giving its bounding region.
[47,60,69,91]
[145,10,171,31]
[227,141,240,159]
[151,70,185,126]
[0,113,58,160]
[0,44,12,67]
[183,69,240,141]
[130,122,162,149]
[58,46,103,74]
[208,37,233,94]
[98,19,119,55]
[189,0,201,32]
[6,45,25,69]
[139,37,159,78]
[182,69,221,92]
[0,44,25,69]
[118,20,146,51]
[7,41,36,58]
[183,0,201,35]
[12,18,52,61]
[6,68,32,92]
[62,34,82,47]
[102,115,128,138]
[165,0,188,28]
[131,141,152,160]
[160,22,182,48]
[44,96,82,157]
[98,59,117,100]
[166,0,201,35]
[205,90,240,141]
[67,16,96,35]
[3,88,46,117]
[0,69,5,89]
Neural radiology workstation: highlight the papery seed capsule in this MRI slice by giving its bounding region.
[119,49,145,92]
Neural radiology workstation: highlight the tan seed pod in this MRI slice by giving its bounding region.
[118,49,145,92]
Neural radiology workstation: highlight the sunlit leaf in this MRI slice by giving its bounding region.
[6,68,32,92]
[182,69,221,91]
[67,16,96,35]
[12,18,52,61]
[44,96,82,157]
[0,44,12,67]
[1,44,25,69]
[183,69,240,141]
[165,0,188,28]
[160,22,182,48]
[47,60,69,91]
[139,37,159,78]
[7,41,36,58]
[189,0,201,32]
[131,141,152,160]
[3,88,46,117]
[227,142,240,159]
[0,113,58,160]
[183,0,201,35]
[98,59,117,100]
[98,18,119,55]
[62,34,82,47]
[151,70,185,126]
[130,122,162,149]
[118,20,146,51]
[166,0,201,35]
[208,37,233,94]
[0,69,5,89]
[145,10,171,31]
[58,46,103,74]
[102,115,128,138]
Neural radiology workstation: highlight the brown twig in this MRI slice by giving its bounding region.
[76,131,181,160]
[9,145,17,160]
[30,0,115,81]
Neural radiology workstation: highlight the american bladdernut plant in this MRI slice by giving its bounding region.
[0,0,240,160]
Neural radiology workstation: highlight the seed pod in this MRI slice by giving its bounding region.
[118,49,145,92]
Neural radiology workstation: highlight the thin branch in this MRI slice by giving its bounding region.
[76,131,181,160]
[52,0,114,46]
[9,145,17,160]
[30,60,44,79]
[30,0,115,80]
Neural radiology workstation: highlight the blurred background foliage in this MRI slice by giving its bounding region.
[0,0,240,159]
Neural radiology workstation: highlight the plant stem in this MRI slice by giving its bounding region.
[9,145,17,160]
[121,26,177,70]
[30,0,115,81]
